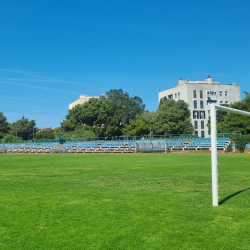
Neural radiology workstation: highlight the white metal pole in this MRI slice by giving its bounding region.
[211,104,219,206]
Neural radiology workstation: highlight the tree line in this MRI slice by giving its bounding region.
[1,89,250,143]
[0,115,37,141]
[59,89,194,138]
[0,89,194,141]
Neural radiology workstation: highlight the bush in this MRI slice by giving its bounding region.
[2,134,23,142]
[229,134,250,152]
[65,128,97,140]
[35,128,55,139]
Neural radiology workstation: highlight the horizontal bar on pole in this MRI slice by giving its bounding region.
[215,105,250,117]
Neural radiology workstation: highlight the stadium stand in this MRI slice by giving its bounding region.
[0,137,231,154]
[0,145,6,153]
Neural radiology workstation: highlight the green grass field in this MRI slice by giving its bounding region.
[0,154,250,249]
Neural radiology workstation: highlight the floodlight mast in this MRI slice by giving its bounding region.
[210,104,250,206]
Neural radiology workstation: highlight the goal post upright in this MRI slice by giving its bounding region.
[210,104,250,207]
[210,104,219,206]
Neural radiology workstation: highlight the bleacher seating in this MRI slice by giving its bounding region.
[0,137,231,153]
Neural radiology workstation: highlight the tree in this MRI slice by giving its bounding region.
[152,99,194,135]
[123,111,154,136]
[10,116,37,140]
[0,132,4,140]
[61,98,113,136]
[2,134,22,141]
[228,134,250,152]
[103,89,145,135]
[65,127,97,139]
[216,104,230,123]
[217,93,250,135]
[0,112,10,136]
[159,96,167,106]
[35,128,55,139]
[61,89,146,136]
[54,127,64,133]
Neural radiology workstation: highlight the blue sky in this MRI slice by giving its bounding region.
[1,0,250,128]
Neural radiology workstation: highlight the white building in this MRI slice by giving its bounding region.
[69,94,103,110]
[158,76,241,137]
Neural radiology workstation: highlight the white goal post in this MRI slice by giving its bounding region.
[210,104,250,206]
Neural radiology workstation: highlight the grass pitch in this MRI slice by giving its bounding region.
[0,154,250,249]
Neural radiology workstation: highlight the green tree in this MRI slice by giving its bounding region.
[159,96,167,106]
[217,93,250,135]
[103,89,145,135]
[65,127,97,139]
[228,134,250,152]
[61,90,146,136]
[2,134,22,142]
[153,99,194,135]
[0,112,10,136]
[35,128,55,139]
[54,127,64,133]
[0,132,4,140]
[207,104,230,133]
[10,116,37,140]
[216,104,230,123]
[61,98,113,136]
[123,111,155,136]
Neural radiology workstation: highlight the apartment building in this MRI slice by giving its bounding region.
[158,76,241,137]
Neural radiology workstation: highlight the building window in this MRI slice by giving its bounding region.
[220,101,223,104]
[194,120,198,129]
[175,93,177,99]
[200,90,203,99]
[208,110,210,115]
[200,111,206,119]
[193,111,199,119]
[168,94,173,99]
[200,100,204,109]
[225,101,228,104]
[194,100,197,109]
[201,130,205,137]
[178,92,180,98]
[225,91,228,97]
[193,90,197,98]
[201,120,204,129]
[207,90,217,96]
[219,91,223,97]
[195,131,198,136]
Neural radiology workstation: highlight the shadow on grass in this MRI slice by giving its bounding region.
[219,187,250,205]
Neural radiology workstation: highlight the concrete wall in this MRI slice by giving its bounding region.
[69,94,101,110]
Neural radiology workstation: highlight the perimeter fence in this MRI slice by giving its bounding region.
[0,132,237,144]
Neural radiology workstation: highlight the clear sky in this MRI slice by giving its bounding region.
[1,0,249,128]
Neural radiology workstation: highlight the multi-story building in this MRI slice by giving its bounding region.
[69,94,103,110]
[158,76,241,137]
